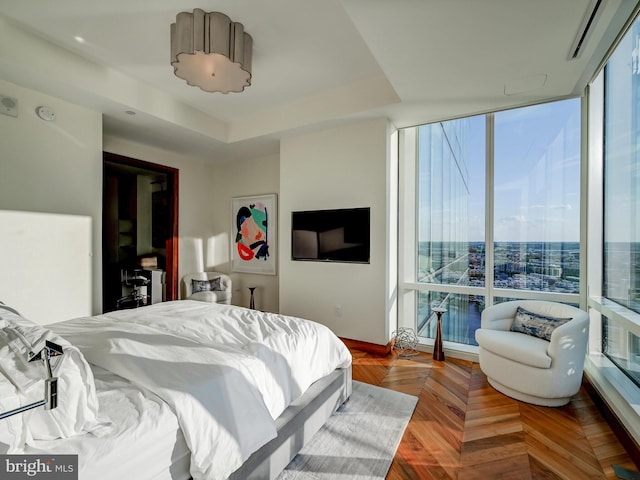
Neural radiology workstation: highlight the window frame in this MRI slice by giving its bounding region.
[399,103,584,353]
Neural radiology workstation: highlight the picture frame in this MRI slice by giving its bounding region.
[231,194,277,275]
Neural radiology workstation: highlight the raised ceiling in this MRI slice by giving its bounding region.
[0,0,636,162]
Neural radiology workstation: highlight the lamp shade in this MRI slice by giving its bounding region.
[170,9,252,93]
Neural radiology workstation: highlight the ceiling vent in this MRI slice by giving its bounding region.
[569,0,606,59]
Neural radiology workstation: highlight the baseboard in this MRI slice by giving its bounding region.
[414,343,479,363]
[582,376,640,469]
[340,337,479,361]
[340,337,392,357]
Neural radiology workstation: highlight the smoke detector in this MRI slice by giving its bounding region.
[0,95,18,117]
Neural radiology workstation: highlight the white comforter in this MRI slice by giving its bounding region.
[50,301,351,480]
[10,366,190,480]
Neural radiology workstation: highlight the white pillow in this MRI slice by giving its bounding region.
[0,307,101,449]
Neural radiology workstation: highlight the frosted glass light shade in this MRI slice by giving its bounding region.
[170,9,252,94]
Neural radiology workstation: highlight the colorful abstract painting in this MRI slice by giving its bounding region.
[231,194,277,275]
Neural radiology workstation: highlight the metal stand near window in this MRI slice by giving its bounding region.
[431,306,447,361]
[248,286,256,309]
[0,341,63,419]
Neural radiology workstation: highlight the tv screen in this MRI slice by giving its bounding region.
[291,207,370,263]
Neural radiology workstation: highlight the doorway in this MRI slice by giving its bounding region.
[102,152,179,312]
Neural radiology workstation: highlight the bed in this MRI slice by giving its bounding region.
[0,300,352,480]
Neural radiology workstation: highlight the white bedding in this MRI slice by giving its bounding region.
[49,300,352,480]
[2,366,191,480]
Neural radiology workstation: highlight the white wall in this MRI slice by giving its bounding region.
[279,118,394,345]
[0,210,92,324]
[210,153,280,313]
[0,79,103,313]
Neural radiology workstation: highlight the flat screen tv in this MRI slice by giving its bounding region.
[291,207,370,263]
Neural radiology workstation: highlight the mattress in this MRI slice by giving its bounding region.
[0,365,191,480]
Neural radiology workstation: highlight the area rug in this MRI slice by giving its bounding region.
[277,381,418,480]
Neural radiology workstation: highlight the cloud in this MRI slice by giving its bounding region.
[499,215,526,224]
[528,204,572,210]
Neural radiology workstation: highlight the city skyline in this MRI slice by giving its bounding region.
[416,239,582,346]
[418,240,580,294]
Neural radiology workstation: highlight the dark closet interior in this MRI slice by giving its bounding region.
[102,154,177,312]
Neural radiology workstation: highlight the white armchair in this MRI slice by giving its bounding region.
[475,300,589,407]
[181,272,232,305]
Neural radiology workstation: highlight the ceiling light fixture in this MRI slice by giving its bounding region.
[170,9,252,94]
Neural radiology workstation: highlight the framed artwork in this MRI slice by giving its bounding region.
[231,194,277,275]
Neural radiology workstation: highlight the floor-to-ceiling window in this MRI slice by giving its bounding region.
[398,3,640,448]
[401,98,582,350]
[592,14,640,389]
[585,11,640,444]
[415,116,485,345]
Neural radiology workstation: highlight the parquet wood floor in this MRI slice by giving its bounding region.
[350,348,638,480]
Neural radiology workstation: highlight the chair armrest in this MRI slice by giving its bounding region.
[481,301,519,331]
[217,273,232,292]
[547,313,589,365]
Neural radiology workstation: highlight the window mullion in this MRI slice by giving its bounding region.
[486,113,495,308]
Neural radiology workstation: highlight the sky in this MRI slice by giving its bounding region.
[418,97,582,243]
